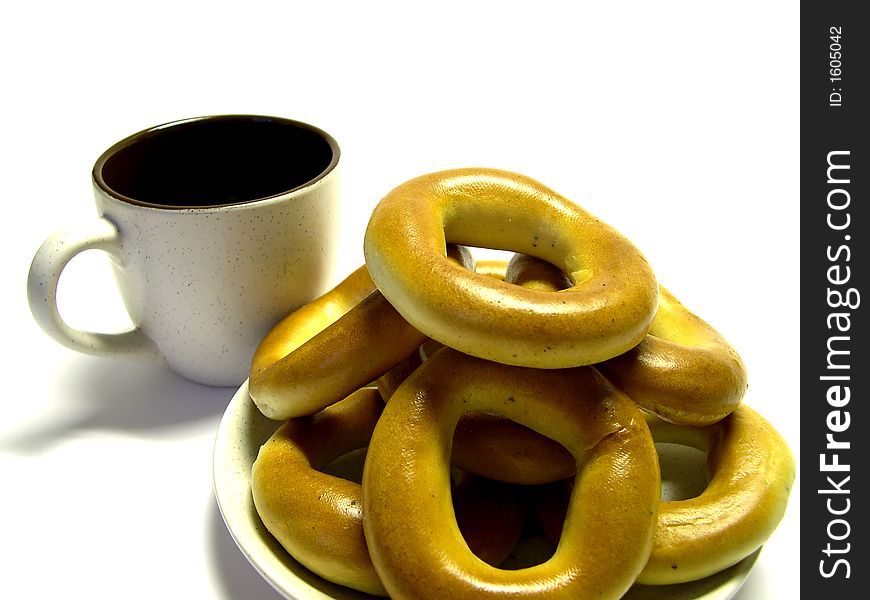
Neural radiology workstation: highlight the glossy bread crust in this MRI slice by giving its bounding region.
[251,388,388,596]
[638,405,796,584]
[503,254,749,426]
[363,348,661,600]
[363,168,660,369]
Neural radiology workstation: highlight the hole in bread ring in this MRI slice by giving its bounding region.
[534,404,795,585]
[252,387,532,594]
[502,253,749,426]
[379,340,577,486]
[251,387,388,596]
[376,259,575,485]
[362,347,660,599]
[532,406,794,586]
[451,472,530,568]
[637,405,795,585]
[363,168,659,368]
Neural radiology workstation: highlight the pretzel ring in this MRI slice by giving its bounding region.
[363,347,660,600]
[251,387,388,596]
[363,168,659,368]
[637,405,795,584]
[504,254,748,425]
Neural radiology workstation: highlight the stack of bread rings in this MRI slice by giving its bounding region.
[248,168,795,599]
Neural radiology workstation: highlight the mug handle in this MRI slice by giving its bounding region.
[27,216,163,363]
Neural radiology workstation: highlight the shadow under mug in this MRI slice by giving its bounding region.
[28,115,341,387]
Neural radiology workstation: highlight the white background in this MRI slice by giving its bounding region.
[1,1,799,598]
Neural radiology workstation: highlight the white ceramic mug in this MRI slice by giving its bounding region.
[28,115,340,386]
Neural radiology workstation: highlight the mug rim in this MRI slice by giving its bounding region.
[92,114,340,210]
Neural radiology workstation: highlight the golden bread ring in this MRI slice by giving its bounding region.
[504,253,748,425]
[637,405,795,584]
[531,405,795,585]
[450,412,576,486]
[376,259,575,485]
[252,388,530,594]
[597,287,748,426]
[250,287,423,419]
[375,343,424,402]
[378,338,575,485]
[533,406,794,585]
[250,246,474,419]
[250,265,376,373]
[251,387,388,596]
[363,168,659,368]
[362,347,660,600]
[452,257,575,483]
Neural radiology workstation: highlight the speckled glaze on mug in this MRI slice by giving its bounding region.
[28,115,340,386]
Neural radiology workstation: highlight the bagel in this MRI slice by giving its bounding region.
[249,246,472,419]
[530,404,794,585]
[597,286,748,426]
[503,253,748,425]
[379,339,575,485]
[450,412,576,486]
[252,387,532,594]
[375,343,425,402]
[363,168,659,369]
[249,265,376,373]
[250,290,423,419]
[451,257,575,483]
[362,347,660,600]
[251,387,388,596]
[637,405,795,584]
[376,260,575,485]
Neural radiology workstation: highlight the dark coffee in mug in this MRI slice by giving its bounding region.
[94,116,339,208]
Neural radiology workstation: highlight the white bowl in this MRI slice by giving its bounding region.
[213,381,759,600]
